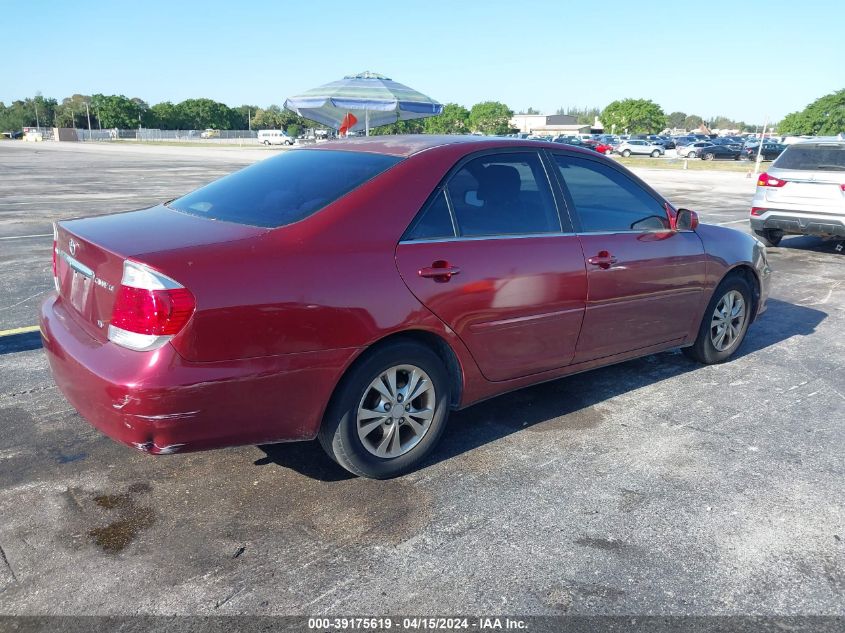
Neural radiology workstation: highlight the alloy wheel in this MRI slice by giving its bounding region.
[356,364,436,458]
[710,290,747,352]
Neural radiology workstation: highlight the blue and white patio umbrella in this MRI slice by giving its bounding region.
[283,71,443,136]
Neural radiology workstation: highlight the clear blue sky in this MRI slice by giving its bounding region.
[2,0,841,123]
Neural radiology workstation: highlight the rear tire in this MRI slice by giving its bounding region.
[688,151,697,158]
[683,274,753,365]
[622,149,631,157]
[753,228,783,247]
[651,150,660,158]
[318,341,451,479]
[703,152,715,161]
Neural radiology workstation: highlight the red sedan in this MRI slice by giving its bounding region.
[581,139,614,155]
[41,136,771,478]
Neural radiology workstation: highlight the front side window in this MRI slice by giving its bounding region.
[554,155,670,232]
[168,150,402,228]
[446,153,560,237]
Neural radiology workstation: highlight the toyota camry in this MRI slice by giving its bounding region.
[41,136,771,478]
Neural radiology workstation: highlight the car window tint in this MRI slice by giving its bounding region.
[774,144,845,171]
[553,155,670,232]
[404,190,455,240]
[168,150,402,228]
[446,153,559,237]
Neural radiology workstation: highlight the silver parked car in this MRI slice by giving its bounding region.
[677,141,715,158]
[613,139,665,158]
[750,139,845,246]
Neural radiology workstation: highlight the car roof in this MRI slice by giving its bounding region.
[301,134,594,158]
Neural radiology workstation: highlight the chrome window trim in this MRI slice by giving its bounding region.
[399,232,578,245]
[398,228,693,245]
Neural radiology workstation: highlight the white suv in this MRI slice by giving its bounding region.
[750,140,845,246]
[613,139,665,158]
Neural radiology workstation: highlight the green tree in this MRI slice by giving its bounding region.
[424,103,470,134]
[175,98,234,130]
[601,99,666,134]
[232,104,259,130]
[778,89,845,135]
[469,101,513,135]
[667,111,686,129]
[149,101,181,129]
[90,94,141,128]
[683,114,703,131]
[370,119,425,135]
[252,105,286,129]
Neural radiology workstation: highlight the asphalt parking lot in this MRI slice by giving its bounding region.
[0,142,842,616]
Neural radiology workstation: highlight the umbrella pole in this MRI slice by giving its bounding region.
[365,109,369,137]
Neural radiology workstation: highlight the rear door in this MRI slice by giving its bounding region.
[395,151,587,382]
[549,152,706,363]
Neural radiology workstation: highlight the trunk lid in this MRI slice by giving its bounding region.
[765,167,845,210]
[55,205,267,342]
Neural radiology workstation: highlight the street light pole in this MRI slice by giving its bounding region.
[754,116,769,176]
[85,102,92,137]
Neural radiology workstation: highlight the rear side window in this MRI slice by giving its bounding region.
[404,190,455,240]
[446,152,560,237]
[554,155,670,232]
[774,144,845,171]
[168,150,402,227]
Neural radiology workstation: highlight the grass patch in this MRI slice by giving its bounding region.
[613,156,768,172]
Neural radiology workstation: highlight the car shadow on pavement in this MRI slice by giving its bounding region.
[255,297,826,481]
[0,330,43,355]
[255,441,356,481]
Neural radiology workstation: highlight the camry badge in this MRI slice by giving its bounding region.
[69,238,78,256]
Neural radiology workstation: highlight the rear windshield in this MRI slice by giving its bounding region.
[168,150,402,227]
[774,144,845,171]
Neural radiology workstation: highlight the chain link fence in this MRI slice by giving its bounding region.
[75,128,261,143]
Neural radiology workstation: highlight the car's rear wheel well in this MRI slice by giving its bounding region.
[328,331,463,418]
[724,265,761,321]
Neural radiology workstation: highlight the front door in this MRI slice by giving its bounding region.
[550,152,707,363]
[395,151,587,382]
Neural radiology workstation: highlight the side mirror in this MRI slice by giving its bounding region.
[675,208,699,231]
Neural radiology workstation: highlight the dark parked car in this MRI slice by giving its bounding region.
[697,144,742,160]
[42,136,771,478]
[741,143,786,161]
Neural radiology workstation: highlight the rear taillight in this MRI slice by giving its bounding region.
[108,260,195,352]
[757,172,786,188]
[750,207,766,216]
[51,224,59,292]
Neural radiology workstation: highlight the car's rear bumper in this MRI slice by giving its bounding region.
[750,209,845,238]
[40,294,358,454]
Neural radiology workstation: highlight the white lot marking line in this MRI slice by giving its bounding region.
[717,219,749,226]
[0,233,52,240]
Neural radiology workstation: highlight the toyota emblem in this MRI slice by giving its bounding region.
[69,239,78,256]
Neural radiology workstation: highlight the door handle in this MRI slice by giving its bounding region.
[419,260,461,282]
[587,251,618,269]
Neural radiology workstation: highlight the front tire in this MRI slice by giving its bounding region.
[753,228,783,247]
[318,341,451,478]
[622,149,631,157]
[651,150,660,157]
[683,274,753,364]
[703,152,715,161]
[687,151,697,158]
